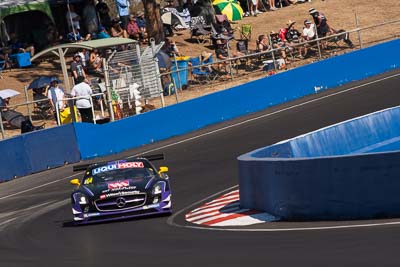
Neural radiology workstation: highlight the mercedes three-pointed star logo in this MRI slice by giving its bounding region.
[116,197,126,208]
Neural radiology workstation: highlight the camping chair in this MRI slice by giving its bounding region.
[33,91,53,120]
[190,17,212,44]
[240,24,252,41]
[189,56,214,84]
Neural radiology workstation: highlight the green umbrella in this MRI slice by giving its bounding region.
[213,0,243,21]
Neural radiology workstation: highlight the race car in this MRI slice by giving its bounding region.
[69,154,172,224]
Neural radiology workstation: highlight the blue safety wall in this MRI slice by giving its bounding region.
[0,124,80,181]
[239,106,400,220]
[1,39,399,181]
[75,40,400,159]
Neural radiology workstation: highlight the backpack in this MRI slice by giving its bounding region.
[236,40,248,53]
[163,82,176,96]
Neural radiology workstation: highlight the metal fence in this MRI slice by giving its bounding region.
[1,18,400,139]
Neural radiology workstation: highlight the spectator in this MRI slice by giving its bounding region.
[309,8,334,38]
[0,47,11,69]
[110,18,129,38]
[97,26,111,39]
[270,31,287,62]
[47,78,65,124]
[88,49,103,73]
[302,19,316,58]
[96,0,112,30]
[162,38,181,57]
[268,0,278,11]
[78,48,90,70]
[136,11,147,41]
[115,0,130,29]
[8,33,35,57]
[239,0,250,17]
[70,53,87,84]
[82,0,99,36]
[66,4,81,32]
[302,19,316,41]
[66,26,90,42]
[71,76,94,123]
[126,14,141,40]
[282,20,306,58]
[256,34,270,52]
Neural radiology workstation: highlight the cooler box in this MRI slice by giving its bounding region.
[10,52,31,68]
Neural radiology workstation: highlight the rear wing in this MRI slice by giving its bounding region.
[72,153,165,172]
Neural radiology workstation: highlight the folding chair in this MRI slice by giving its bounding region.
[190,17,212,44]
[189,56,214,84]
[33,92,53,120]
[240,24,252,41]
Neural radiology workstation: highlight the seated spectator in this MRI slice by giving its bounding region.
[8,33,35,57]
[302,19,316,41]
[214,14,234,35]
[110,18,129,38]
[162,38,181,57]
[0,47,12,69]
[66,26,88,42]
[200,51,214,73]
[215,40,245,73]
[127,14,140,40]
[88,49,103,73]
[283,20,306,58]
[136,11,148,41]
[97,26,111,39]
[270,31,287,61]
[256,34,270,52]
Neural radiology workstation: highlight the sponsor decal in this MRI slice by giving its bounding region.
[99,191,141,199]
[92,162,144,175]
[108,180,129,189]
[102,186,137,193]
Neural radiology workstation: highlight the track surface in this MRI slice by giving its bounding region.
[1,70,400,266]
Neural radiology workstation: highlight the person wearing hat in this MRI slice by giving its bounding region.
[200,51,214,73]
[269,30,288,62]
[136,11,147,42]
[115,0,130,29]
[47,78,65,124]
[127,14,140,40]
[70,53,87,84]
[110,18,128,38]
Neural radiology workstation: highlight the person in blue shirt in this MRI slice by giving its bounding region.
[97,26,111,39]
[115,0,130,29]
[136,11,147,41]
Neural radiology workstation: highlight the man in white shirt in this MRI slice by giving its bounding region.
[71,76,93,123]
[47,78,65,124]
[302,19,316,41]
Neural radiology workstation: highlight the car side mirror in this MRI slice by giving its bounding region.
[158,166,168,174]
[70,179,81,186]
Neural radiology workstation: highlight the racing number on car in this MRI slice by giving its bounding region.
[84,177,93,185]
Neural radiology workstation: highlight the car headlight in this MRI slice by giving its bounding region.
[75,193,89,205]
[152,181,165,195]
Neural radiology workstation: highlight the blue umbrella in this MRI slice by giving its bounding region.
[28,76,61,89]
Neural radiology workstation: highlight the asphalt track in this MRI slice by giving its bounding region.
[1,69,400,266]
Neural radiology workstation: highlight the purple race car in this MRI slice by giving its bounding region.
[69,154,172,224]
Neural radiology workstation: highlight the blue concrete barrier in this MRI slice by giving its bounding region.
[0,124,80,181]
[1,39,400,180]
[239,106,400,220]
[75,39,400,159]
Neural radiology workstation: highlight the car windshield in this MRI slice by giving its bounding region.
[82,161,157,185]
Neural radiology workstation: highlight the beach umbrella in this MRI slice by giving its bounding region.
[212,0,243,21]
[161,12,186,27]
[28,76,61,89]
[0,89,20,99]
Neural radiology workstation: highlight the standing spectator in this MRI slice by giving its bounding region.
[71,76,94,123]
[115,0,130,29]
[47,78,65,124]
[126,14,141,40]
[78,48,90,70]
[239,0,250,17]
[66,4,81,32]
[70,53,87,84]
[96,0,112,30]
[110,18,129,38]
[309,8,334,37]
[268,0,278,11]
[82,0,99,36]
